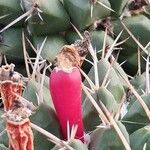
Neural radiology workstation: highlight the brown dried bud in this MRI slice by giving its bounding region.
[56,45,81,69]
[6,118,34,150]
[125,0,149,15]
[0,81,23,111]
[74,31,91,58]
[0,64,22,82]
[95,18,113,35]
[128,0,148,10]
[55,32,91,69]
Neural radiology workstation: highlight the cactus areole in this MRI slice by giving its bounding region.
[50,45,84,141]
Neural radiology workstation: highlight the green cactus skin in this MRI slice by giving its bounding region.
[112,61,129,89]
[130,126,150,150]
[83,87,118,131]
[66,31,114,51]
[114,15,150,75]
[63,0,111,31]
[130,73,146,90]
[83,93,101,131]
[90,122,129,150]
[0,28,34,62]
[52,139,88,150]
[33,35,66,63]
[31,104,61,150]
[66,31,114,73]
[0,110,9,149]
[83,59,125,103]
[23,80,54,108]
[113,15,150,49]
[144,5,150,19]
[69,139,88,150]
[0,144,8,150]
[122,94,150,134]
[0,0,23,26]
[118,50,146,76]
[97,87,119,113]
[108,0,128,16]
[22,0,70,35]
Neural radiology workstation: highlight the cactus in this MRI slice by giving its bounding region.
[0,0,150,149]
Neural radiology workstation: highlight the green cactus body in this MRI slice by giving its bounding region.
[122,94,150,134]
[83,59,125,103]
[69,139,88,150]
[115,15,150,75]
[52,139,88,150]
[118,51,140,75]
[98,87,119,113]
[83,93,100,131]
[112,61,129,89]
[0,144,8,150]
[108,0,128,16]
[90,122,129,150]
[33,35,66,63]
[83,87,119,131]
[130,126,150,150]
[113,15,150,49]
[0,28,34,62]
[23,79,54,108]
[63,0,111,30]
[0,111,8,148]
[31,104,60,150]
[66,31,114,51]
[130,73,146,90]
[144,5,150,18]
[0,0,23,26]
[66,30,115,73]
[22,0,70,35]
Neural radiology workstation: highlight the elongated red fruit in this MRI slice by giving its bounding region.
[49,45,87,141]
[50,67,84,141]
